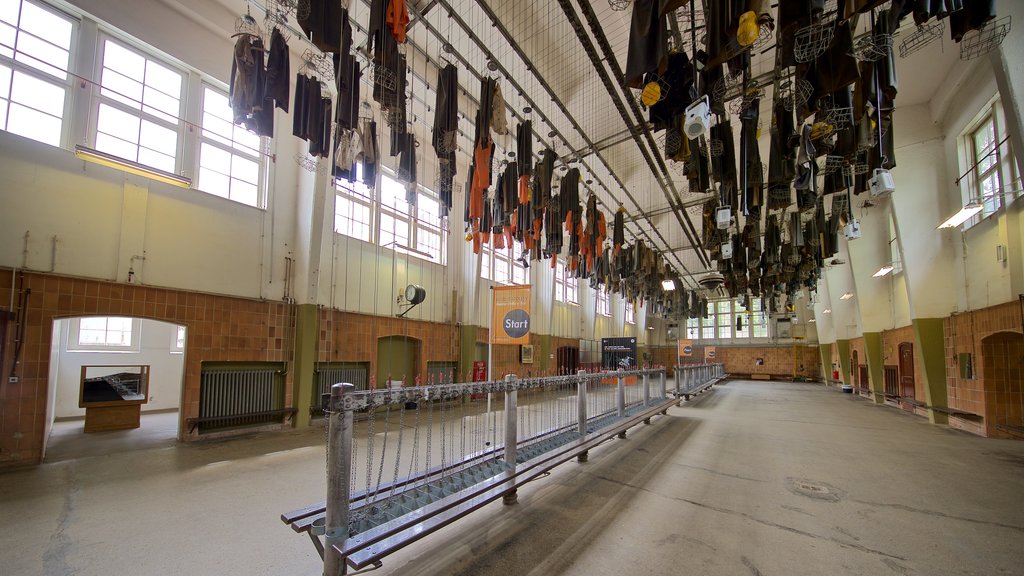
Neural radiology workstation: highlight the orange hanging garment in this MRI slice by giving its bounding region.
[386,0,409,43]
[518,175,530,204]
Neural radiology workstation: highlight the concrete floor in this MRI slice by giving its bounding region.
[2,380,1023,576]
[44,411,179,463]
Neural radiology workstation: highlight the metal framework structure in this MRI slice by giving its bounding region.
[282,364,726,574]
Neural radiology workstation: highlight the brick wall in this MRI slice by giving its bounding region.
[717,345,822,379]
[880,325,926,415]
[319,309,459,385]
[945,300,1024,437]
[0,270,295,467]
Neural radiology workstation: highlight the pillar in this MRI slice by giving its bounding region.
[863,332,886,404]
[913,318,949,424]
[836,339,852,386]
[819,343,832,384]
[293,304,319,428]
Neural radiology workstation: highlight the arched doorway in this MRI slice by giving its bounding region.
[44,316,186,461]
[981,332,1024,436]
[377,335,421,388]
[898,342,916,410]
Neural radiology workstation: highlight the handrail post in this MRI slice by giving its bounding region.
[577,369,588,462]
[617,369,626,438]
[675,366,681,397]
[324,383,354,576]
[642,370,651,407]
[503,374,518,505]
[660,369,667,400]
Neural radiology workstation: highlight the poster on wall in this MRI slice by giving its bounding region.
[520,345,534,364]
[678,339,693,357]
[602,337,638,369]
[705,346,717,361]
[491,285,531,345]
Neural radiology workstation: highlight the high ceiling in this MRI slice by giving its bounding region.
[226,0,966,289]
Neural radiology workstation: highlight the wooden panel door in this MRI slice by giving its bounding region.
[898,343,915,401]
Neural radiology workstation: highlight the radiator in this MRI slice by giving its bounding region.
[317,365,368,399]
[199,369,284,431]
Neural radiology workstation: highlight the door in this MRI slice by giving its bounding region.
[884,366,899,399]
[898,343,915,403]
[858,365,870,394]
[377,336,420,388]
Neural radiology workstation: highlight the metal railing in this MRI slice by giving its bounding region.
[287,364,722,575]
[673,363,726,399]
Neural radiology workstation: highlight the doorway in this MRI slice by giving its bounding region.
[981,332,1024,435]
[898,342,916,410]
[377,335,421,387]
[44,317,186,462]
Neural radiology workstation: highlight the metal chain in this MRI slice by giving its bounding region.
[371,402,391,510]
[364,399,376,497]
[424,391,434,493]
[406,397,421,495]
[439,388,447,484]
[386,400,406,509]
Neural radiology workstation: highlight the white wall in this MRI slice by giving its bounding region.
[54,318,185,419]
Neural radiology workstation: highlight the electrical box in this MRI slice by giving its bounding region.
[869,168,895,198]
[721,241,733,259]
[844,218,862,240]
[716,206,731,230]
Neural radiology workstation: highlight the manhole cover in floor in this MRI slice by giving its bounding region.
[785,478,845,502]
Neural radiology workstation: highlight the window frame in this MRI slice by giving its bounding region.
[0,0,77,148]
[961,98,1020,228]
[554,260,578,304]
[377,171,448,264]
[195,83,265,207]
[625,300,636,325]
[596,290,611,317]
[67,316,140,352]
[90,34,187,176]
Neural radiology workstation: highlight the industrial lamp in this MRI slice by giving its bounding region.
[873,265,894,277]
[74,145,192,189]
[937,201,983,229]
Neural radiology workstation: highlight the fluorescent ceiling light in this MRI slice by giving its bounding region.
[937,202,983,229]
[840,292,854,300]
[661,279,676,291]
[75,145,192,189]
[873,265,894,277]
[808,318,816,323]
[823,309,832,314]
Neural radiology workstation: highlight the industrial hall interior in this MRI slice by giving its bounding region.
[1,0,1023,574]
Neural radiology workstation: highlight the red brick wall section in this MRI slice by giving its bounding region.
[880,325,927,415]
[945,300,1024,437]
[0,270,296,467]
[319,309,459,385]
[717,346,822,379]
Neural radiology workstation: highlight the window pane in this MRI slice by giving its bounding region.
[137,148,174,173]
[9,70,63,116]
[198,166,230,198]
[7,101,61,145]
[95,132,138,161]
[231,154,259,184]
[380,175,409,214]
[380,213,409,247]
[14,30,69,78]
[200,142,231,174]
[97,103,140,142]
[19,2,72,50]
[0,22,15,59]
[418,194,440,226]
[494,258,509,285]
[232,181,258,207]
[103,40,145,78]
[142,85,180,123]
[140,118,177,156]
[100,68,143,108]
[144,60,182,98]
[0,2,20,27]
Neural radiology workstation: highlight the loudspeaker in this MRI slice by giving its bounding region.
[684,95,711,140]
[869,168,895,198]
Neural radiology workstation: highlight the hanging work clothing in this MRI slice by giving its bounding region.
[624,0,669,88]
[297,0,342,53]
[432,63,458,214]
[386,0,409,43]
[265,28,290,113]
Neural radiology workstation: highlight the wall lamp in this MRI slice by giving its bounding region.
[839,292,854,300]
[661,279,676,291]
[822,308,832,314]
[937,201,983,229]
[74,144,192,189]
[873,265,894,277]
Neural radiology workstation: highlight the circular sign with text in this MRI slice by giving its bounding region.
[683,345,693,355]
[503,309,530,339]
